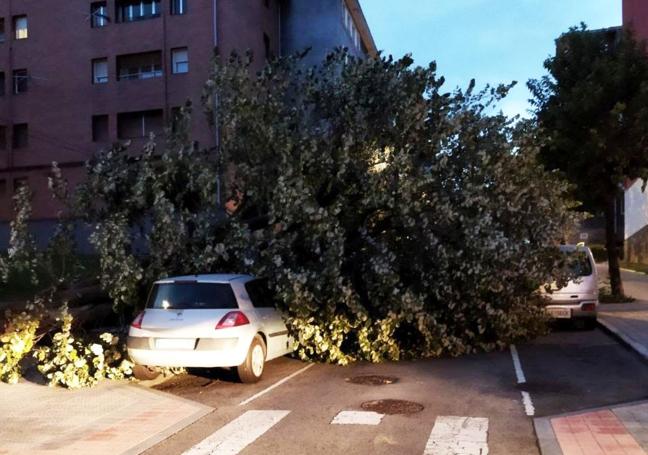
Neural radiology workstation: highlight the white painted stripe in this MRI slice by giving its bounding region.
[424,416,489,455]
[509,345,526,384]
[331,411,384,425]
[521,391,535,416]
[182,410,289,455]
[238,364,314,406]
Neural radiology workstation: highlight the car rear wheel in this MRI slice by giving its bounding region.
[237,335,266,384]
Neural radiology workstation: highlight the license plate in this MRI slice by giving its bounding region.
[155,338,195,350]
[547,308,571,319]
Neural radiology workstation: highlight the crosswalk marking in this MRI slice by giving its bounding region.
[424,416,489,455]
[331,411,384,425]
[182,410,290,455]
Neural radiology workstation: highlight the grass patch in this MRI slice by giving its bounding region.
[619,261,648,275]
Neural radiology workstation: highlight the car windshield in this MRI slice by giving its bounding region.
[562,250,593,277]
[146,282,238,310]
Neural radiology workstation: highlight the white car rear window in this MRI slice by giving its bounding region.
[147,282,238,309]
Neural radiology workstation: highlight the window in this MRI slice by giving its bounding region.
[171,48,188,74]
[14,16,27,40]
[13,69,28,94]
[117,51,162,80]
[92,115,109,142]
[171,0,187,15]
[92,58,108,84]
[263,33,271,60]
[91,2,109,28]
[341,2,360,50]
[12,124,28,148]
[0,18,5,42]
[0,126,6,149]
[245,279,275,308]
[0,73,5,96]
[146,282,238,310]
[117,109,163,139]
[116,0,161,23]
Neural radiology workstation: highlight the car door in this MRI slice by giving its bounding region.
[244,279,290,359]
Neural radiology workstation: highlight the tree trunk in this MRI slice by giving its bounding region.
[604,194,625,296]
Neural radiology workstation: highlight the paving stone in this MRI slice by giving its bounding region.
[0,380,212,455]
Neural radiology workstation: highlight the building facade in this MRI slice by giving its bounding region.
[624,0,648,42]
[0,0,376,243]
[623,0,648,263]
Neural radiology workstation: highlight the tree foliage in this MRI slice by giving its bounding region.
[3,51,579,366]
[201,51,578,363]
[529,25,648,296]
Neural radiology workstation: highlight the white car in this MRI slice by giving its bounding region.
[127,274,293,383]
[544,244,599,329]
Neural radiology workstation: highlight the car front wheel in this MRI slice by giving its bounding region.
[237,335,266,383]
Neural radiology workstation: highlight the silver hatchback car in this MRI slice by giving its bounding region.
[127,275,293,383]
[544,244,599,329]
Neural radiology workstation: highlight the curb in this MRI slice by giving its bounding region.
[533,418,562,455]
[597,316,648,362]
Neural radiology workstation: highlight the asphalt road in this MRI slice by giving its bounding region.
[143,327,648,455]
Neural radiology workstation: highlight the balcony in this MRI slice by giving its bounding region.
[117,51,162,81]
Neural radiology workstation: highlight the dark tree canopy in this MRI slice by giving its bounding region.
[529,25,648,295]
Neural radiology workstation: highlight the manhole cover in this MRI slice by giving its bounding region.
[361,399,424,415]
[346,375,399,386]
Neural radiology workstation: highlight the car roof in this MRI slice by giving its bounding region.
[155,274,254,284]
[559,244,591,253]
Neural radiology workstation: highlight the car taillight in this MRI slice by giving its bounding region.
[215,311,250,329]
[581,303,596,312]
[131,311,145,329]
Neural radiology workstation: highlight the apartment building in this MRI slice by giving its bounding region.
[0,0,376,241]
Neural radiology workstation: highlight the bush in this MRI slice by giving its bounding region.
[0,304,41,384]
[33,307,134,388]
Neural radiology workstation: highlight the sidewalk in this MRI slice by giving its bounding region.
[535,401,648,455]
[0,379,212,455]
[595,264,648,361]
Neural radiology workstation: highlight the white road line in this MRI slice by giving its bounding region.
[238,363,314,406]
[331,411,384,425]
[424,416,489,455]
[182,410,289,455]
[521,391,535,416]
[509,345,526,384]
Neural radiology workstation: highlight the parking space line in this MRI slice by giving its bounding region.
[510,345,526,384]
[331,411,384,425]
[424,416,489,455]
[521,391,535,416]
[239,364,314,406]
[182,410,289,455]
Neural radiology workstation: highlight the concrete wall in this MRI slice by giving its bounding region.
[281,0,367,66]
[624,179,648,263]
[624,179,648,240]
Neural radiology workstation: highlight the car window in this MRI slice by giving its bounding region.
[562,250,593,277]
[146,282,238,309]
[245,279,275,308]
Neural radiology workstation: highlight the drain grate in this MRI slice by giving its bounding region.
[361,399,424,415]
[346,375,399,386]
